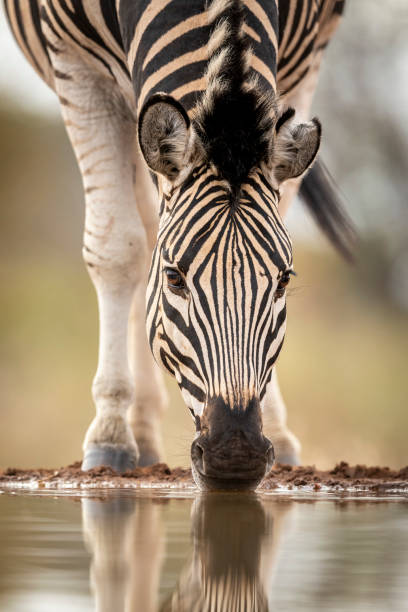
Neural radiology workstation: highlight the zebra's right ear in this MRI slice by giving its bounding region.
[138,93,192,181]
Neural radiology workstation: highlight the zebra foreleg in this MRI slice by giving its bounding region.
[128,281,167,466]
[79,112,146,472]
[262,370,301,466]
[47,47,146,471]
[268,53,325,467]
[127,149,168,466]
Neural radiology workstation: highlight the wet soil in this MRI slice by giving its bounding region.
[1,460,407,493]
[263,461,408,493]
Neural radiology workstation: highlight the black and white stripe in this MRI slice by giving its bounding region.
[146,163,291,409]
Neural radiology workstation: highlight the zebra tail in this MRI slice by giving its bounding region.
[299,158,357,262]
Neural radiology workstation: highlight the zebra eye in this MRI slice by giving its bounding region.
[164,267,185,292]
[275,271,291,300]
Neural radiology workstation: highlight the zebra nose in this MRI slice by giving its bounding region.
[190,396,274,490]
[191,434,274,491]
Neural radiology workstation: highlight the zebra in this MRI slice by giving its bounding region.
[5,0,353,489]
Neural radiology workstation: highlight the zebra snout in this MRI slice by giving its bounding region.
[190,396,275,490]
[191,432,274,491]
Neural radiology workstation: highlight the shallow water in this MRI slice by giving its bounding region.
[0,489,407,611]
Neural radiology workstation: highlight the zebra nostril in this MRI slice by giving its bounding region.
[195,443,204,472]
[266,444,275,473]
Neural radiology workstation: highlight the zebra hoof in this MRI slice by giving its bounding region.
[135,439,162,467]
[82,445,138,473]
[138,450,161,467]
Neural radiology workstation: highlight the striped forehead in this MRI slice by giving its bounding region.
[160,168,292,272]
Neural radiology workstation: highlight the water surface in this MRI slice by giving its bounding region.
[0,489,407,611]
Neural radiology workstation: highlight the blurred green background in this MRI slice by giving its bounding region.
[0,2,407,470]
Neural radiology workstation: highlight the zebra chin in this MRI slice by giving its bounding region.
[190,396,274,491]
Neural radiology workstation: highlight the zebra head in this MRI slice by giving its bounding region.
[138,91,320,490]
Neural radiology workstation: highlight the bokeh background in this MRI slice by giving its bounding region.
[0,1,407,470]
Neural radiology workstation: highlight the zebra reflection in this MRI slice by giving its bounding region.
[82,494,294,611]
[162,495,271,611]
[82,495,164,612]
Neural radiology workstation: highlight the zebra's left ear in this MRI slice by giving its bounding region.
[271,107,321,183]
[138,93,193,181]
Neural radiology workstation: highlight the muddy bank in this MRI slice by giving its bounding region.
[1,461,407,493]
[263,462,408,493]
[0,462,192,487]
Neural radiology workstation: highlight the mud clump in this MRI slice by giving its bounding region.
[0,460,407,493]
[262,461,408,493]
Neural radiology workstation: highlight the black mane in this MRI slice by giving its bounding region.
[195,0,276,188]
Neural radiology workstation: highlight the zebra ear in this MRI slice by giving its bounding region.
[138,93,192,181]
[272,108,321,183]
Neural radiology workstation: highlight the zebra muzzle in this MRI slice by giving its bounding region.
[190,397,274,491]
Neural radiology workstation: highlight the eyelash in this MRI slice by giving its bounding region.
[274,271,293,300]
[164,267,186,294]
